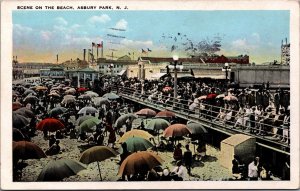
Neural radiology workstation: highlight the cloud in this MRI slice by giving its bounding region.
[88,14,111,24]
[120,39,153,49]
[13,24,33,36]
[115,19,128,30]
[40,30,52,41]
[231,38,257,51]
[251,33,260,42]
[55,17,68,26]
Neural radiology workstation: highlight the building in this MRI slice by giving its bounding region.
[98,56,137,76]
[13,62,56,79]
[40,66,65,81]
[65,67,99,87]
[281,38,290,65]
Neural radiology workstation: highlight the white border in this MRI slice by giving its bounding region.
[1,0,299,189]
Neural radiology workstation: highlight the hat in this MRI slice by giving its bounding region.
[163,169,169,176]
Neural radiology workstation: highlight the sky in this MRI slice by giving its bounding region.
[13,10,289,64]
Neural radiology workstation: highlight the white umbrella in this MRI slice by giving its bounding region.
[78,107,98,115]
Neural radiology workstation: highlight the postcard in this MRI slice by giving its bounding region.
[1,0,299,190]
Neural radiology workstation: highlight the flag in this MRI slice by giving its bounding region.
[142,49,147,54]
[92,42,96,47]
[97,42,103,48]
[147,48,152,52]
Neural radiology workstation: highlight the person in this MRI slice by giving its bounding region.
[69,129,76,139]
[171,160,186,181]
[183,144,193,175]
[248,157,260,180]
[232,155,244,179]
[96,131,105,146]
[55,130,63,139]
[125,117,133,132]
[173,143,183,161]
[160,168,172,181]
[48,135,56,147]
[108,128,116,148]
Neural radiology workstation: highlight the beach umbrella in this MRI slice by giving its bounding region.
[12,102,22,111]
[76,115,94,126]
[49,107,67,117]
[198,95,207,100]
[79,146,118,180]
[155,110,175,118]
[163,124,191,138]
[13,113,30,129]
[23,89,36,96]
[118,151,163,176]
[85,91,99,98]
[61,95,76,105]
[114,113,137,129]
[23,95,38,104]
[14,107,35,118]
[146,118,170,131]
[78,94,92,100]
[78,106,98,115]
[35,86,48,91]
[186,122,208,135]
[216,94,225,99]
[92,97,110,107]
[206,93,217,100]
[102,92,119,100]
[36,118,65,132]
[224,95,238,102]
[77,87,88,92]
[13,141,46,161]
[78,117,101,133]
[118,129,153,143]
[136,108,156,117]
[37,159,86,181]
[13,128,25,141]
[65,88,76,94]
[123,137,153,153]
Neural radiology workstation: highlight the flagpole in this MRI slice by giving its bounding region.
[91,43,94,63]
[101,41,104,58]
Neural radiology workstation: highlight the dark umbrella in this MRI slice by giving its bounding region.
[163,123,191,138]
[49,107,67,117]
[23,89,36,96]
[186,122,208,135]
[13,141,46,160]
[102,92,120,100]
[13,128,25,141]
[118,151,163,176]
[78,117,101,133]
[123,137,153,153]
[114,113,137,129]
[36,118,65,132]
[13,113,30,129]
[37,159,86,181]
[79,146,118,180]
[15,107,35,118]
[23,95,38,104]
[146,118,170,131]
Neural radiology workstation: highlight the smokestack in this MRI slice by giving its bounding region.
[56,54,58,64]
[286,38,287,45]
[83,49,86,61]
[281,40,283,47]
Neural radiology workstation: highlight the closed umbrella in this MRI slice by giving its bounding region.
[102,92,119,100]
[79,146,118,180]
[163,124,191,138]
[146,118,170,131]
[49,107,67,117]
[36,118,65,132]
[136,108,156,117]
[124,137,153,153]
[76,115,94,126]
[13,113,30,129]
[118,129,153,143]
[15,107,35,118]
[186,122,208,135]
[13,141,46,161]
[118,151,163,176]
[37,159,86,181]
[78,117,101,133]
[155,110,175,118]
[78,107,98,115]
[114,113,137,129]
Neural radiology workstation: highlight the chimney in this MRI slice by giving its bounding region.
[281,40,283,47]
[16,56,17,61]
[285,38,287,45]
[83,49,86,61]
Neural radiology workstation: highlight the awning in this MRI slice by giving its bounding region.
[117,69,127,76]
[194,74,226,79]
[151,73,167,79]
[171,73,194,79]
